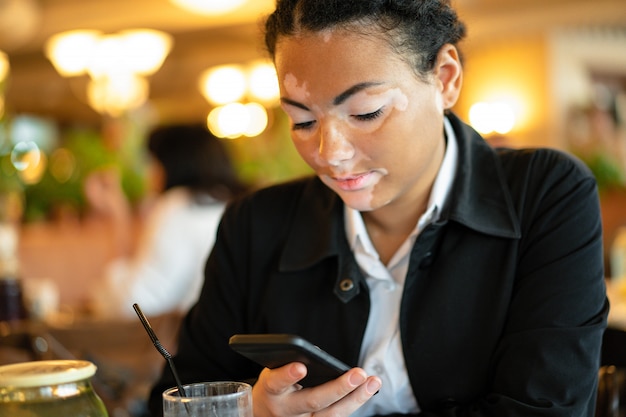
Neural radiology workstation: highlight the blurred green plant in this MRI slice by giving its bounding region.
[1,119,147,223]
[578,151,626,194]
[1,108,311,223]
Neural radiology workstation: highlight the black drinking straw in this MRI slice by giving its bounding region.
[133,303,191,415]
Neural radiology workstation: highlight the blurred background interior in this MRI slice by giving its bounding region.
[1,0,626,415]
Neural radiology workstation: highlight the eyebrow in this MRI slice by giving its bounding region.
[280,81,384,111]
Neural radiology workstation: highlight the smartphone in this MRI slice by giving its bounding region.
[228,333,351,387]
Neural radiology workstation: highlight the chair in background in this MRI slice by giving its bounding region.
[596,327,626,417]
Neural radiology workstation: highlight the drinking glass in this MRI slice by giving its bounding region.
[163,381,252,417]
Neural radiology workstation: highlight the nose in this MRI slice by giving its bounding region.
[318,123,354,166]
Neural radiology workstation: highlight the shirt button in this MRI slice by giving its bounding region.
[339,278,354,292]
[373,363,385,374]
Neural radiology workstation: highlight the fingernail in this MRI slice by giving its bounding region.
[366,378,381,395]
[290,363,307,378]
[348,371,367,386]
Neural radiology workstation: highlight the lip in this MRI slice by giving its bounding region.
[331,172,375,191]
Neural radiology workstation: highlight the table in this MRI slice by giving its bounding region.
[0,312,182,417]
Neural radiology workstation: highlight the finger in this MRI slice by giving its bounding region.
[316,376,382,417]
[285,368,375,415]
[259,362,308,396]
[304,375,382,417]
[253,363,308,417]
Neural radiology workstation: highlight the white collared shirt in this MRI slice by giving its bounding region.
[345,117,458,416]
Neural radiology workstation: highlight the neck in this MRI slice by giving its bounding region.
[360,137,445,265]
[361,191,429,265]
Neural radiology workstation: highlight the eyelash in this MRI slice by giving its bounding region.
[292,121,315,131]
[291,107,385,131]
[354,107,384,121]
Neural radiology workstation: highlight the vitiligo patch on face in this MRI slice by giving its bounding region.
[388,88,409,112]
[360,88,408,113]
[284,73,310,102]
[327,87,410,135]
[321,30,333,43]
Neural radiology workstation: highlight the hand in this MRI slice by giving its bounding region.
[252,362,382,417]
[83,169,131,220]
[83,168,134,257]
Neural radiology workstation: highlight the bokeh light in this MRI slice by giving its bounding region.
[207,102,270,139]
[469,101,516,135]
[199,66,247,105]
[248,62,279,103]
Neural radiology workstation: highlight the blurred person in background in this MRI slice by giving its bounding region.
[84,124,247,318]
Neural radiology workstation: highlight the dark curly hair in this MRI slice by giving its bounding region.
[264,0,466,79]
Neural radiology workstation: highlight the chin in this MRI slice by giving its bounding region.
[339,194,376,212]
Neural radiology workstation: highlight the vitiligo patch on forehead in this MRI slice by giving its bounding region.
[321,29,333,43]
[283,73,310,102]
[366,87,409,112]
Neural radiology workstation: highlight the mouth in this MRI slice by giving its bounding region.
[329,172,375,191]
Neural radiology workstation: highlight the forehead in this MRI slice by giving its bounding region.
[274,29,413,99]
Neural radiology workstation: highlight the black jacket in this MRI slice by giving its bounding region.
[150,113,608,416]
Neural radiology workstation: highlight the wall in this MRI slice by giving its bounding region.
[454,33,552,149]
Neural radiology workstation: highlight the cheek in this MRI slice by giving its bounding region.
[370,110,415,150]
[292,134,322,166]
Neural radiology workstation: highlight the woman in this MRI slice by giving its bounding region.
[149,1,608,416]
[85,124,246,318]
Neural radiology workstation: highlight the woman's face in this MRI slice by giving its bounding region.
[274,29,461,212]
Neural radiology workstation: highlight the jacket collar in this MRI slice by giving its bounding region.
[279,112,521,274]
[279,177,344,271]
[444,112,521,239]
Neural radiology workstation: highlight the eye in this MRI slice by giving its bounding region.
[292,120,316,131]
[354,107,384,121]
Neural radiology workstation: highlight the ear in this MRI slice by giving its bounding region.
[434,44,463,110]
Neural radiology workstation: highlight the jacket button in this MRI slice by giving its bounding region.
[339,278,354,292]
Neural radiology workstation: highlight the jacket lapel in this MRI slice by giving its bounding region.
[445,113,521,239]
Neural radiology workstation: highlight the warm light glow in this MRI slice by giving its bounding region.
[47,29,172,79]
[117,29,173,76]
[469,101,516,135]
[200,61,277,138]
[199,65,247,105]
[207,102,269,138]
[209,103,248,138]
[87,74,149,117]
[199,61,280,106]
[170,0,247,15]
[45,29,172,116]
[85,34,126,79]
[44,30,102,76]
[248,62,279,103]
[243,103,268,137]
[0,50,9,81]
[17,151,47,185]
[206,107,226,138]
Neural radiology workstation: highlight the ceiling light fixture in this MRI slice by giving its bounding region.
[170,0,247,15]
[44,29,173,117]
[198,61,279,106]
